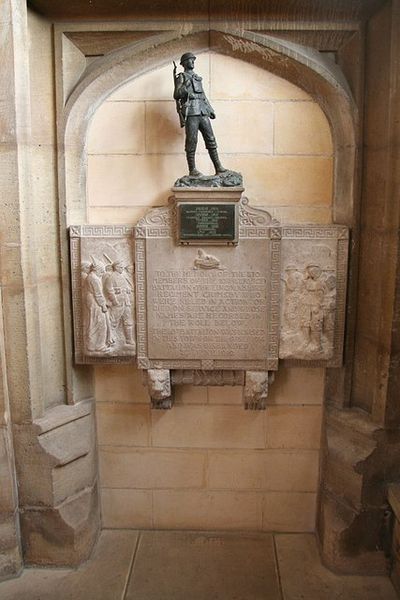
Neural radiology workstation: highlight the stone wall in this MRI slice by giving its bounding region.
[87,54,333,531]
[0,292,21,578]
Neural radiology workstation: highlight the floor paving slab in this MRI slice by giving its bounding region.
[126,530,281,600]
[0,530,138,600]
[275,533,398,600]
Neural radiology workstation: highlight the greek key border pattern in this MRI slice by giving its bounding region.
[239,226,271,238]
[135,238,148,361]
[268,238,281,367]
[281,225,349,240]
[69,225,134,238]
[70,236,83,363]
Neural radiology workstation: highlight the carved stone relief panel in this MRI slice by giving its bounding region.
[279,225,349,366]
[69,225,136,364]
[135,195,281,373]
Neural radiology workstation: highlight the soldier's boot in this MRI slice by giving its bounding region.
[187,152,203,177]
[124,325,136,347]
[209,148,227,174]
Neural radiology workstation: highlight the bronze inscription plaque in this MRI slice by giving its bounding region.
[178,203,237,243]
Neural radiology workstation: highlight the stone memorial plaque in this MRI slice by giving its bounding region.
[279,225,349,367]
[69,225,136,364]
[177,202,238,244]
[135,197,281,371]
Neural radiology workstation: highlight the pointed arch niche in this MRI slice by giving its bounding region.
[58,27,360,569]
[61,29,357,227]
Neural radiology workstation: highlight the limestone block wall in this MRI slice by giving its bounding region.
[87,53,333,531]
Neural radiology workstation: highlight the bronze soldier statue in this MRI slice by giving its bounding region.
[173,52,227,177]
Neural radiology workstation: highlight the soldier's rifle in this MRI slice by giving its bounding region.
[173,61,186,128]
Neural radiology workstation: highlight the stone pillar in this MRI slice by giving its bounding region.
[318,0,400,574]
[0,1,100,573]
[0,291,22,579]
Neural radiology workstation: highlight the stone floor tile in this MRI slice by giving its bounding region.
[126,530,281,600]
[275,533,398,600]
[0,530,138,600]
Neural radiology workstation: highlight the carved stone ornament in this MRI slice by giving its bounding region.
[146,369,173,409]
[69,225,136,364]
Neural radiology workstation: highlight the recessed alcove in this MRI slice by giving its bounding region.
[84,53,333,531]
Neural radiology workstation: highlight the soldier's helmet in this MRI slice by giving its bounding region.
[180,52,196,65]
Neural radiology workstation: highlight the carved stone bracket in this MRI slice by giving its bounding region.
[146,369,173,409]
[243,371,273,410]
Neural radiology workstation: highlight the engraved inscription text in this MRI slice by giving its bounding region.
[148,268,268,359]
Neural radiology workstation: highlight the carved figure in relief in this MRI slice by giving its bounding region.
[173,53,226,177]
[81,261,91,281]
[281,262,337,359]
[322,274,336,336]
[103,260,135,348]
[82,261,113,355]
[302,265,325,352]
[193,248,221,270]
[147,369,172,409]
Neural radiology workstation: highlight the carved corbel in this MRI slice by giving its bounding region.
[146,369,173,409]
[244,371,272,410]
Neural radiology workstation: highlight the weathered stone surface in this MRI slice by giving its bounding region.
[126,531,280,600]
[318,408,400,575]
[276,533,397,599]
[0,517,22,581]
[0,529,137,599]
[13,407,96,507]
[20,484,99,567]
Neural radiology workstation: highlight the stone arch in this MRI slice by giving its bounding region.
[60,28,357,228]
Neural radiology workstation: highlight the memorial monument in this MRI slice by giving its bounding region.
[69,52,349,410]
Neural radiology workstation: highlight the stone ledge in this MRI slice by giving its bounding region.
[327,406,380,438]
[33,398,93,435]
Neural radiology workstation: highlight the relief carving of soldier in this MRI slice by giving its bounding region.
[103,260,135,348]
[173,52,227,177]
[302,265,325,353]
[82,261,113,355]
[281,263,337,359]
